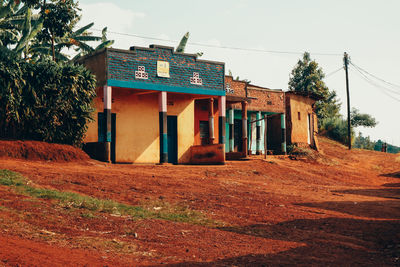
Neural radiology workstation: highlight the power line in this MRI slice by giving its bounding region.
[350,63,400,96]
[350,64,400,102]
[350,62,400,90]
[325,67,343,78]
[92,28,343,57]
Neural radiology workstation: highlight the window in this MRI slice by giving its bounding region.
[298,112,301,120]
[199,121,209,138]
[199,121,209,145]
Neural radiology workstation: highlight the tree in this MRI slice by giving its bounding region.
[350,108,377,128]
[36,0,79,61]
[288,52,341,120]
[176,31,203,57]
[0,1,43,55]
[354,132,375,150]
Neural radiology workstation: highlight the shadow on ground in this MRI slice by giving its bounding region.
[160,189,400,266]
[380,171,400,178]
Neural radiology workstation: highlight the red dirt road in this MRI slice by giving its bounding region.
[0,137,399,266]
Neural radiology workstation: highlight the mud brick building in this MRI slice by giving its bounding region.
[224,76,286,158]
[78,45,226,164]
[285,91,319,149]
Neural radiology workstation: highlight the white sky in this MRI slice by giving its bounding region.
[77,0,400,146]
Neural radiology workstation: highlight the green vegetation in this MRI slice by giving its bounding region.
[0,46,96,145]
[288,52,341,121]
[0,169,221,226]
[176,31,203,57]
[1,0,114,61]
[289,52,378,146]
[354,133,400,154]
[0,0,114,145]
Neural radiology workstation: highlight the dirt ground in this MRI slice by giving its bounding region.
[0,137,399,266]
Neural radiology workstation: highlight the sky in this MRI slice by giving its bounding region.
[77,0,400,146]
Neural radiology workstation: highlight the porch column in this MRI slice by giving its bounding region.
[218,96,226,145]
[228,108,234,152]
[241,101,248,157]
[209,98,215,144]
[256,111,262,155]
[159,91,168,163]
[103,85,112,163]
[281,113,287,154]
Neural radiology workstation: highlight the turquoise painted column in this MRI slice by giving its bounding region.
[281,113,287,154]
[228,108,234,152]
[242,101,248,157]
[103,85,112,163]
[256,111,261,155]
[159,91,168,163]
[218,96,226,145]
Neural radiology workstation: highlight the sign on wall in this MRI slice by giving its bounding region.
[135,66,148,79]
[190,72,203,85]
[157,61,170,78]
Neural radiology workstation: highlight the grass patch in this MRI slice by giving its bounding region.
[80,212,97,219]
[0,169,221,227]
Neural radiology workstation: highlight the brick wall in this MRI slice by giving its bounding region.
[225,76,247,98]
[107,46,224,94]
[224,77,285,113]
[247,86,285,113]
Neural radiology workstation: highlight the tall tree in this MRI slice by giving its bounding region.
[36,0,79,61]
[288,52,341,120]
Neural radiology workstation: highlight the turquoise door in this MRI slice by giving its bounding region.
[167,116,178,164]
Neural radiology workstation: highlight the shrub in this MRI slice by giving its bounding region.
[0,47,96,145]
[320,116,354,145]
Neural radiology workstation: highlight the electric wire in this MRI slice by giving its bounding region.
[325,67,343,78]
[92,28,342,56]
[350,62,400,90]
[350,63,400,96]
[350,65,400,102]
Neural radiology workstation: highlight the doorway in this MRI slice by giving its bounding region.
[167,116,178,164]
[234,119,243,152]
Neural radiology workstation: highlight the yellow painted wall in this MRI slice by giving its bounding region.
[167,93,195,164]
[112,89,159,163]
[288,95,315,144]
[84,89,196,164]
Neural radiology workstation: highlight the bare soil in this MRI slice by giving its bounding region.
[0,137,399,266]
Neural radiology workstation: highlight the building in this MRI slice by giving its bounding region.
[285,91,319,149]
[78,45,226,164]
[224,76,287,158]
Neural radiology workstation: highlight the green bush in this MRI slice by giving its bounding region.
[320,116,354,145]
[0,46,96,145]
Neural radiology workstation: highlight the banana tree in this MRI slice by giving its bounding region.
[176,31,203,57]
[1,1,43,55]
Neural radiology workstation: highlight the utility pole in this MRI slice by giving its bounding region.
[344,52,351,150]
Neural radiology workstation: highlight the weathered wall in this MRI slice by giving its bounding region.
[112,89,159,163]
[84,90,197,164]
[77,50,107,87]
[107,46,225,95]
[167,93,195,164]
[246,86,285,113]
[225,76,247,98]
[286,94,316,145]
